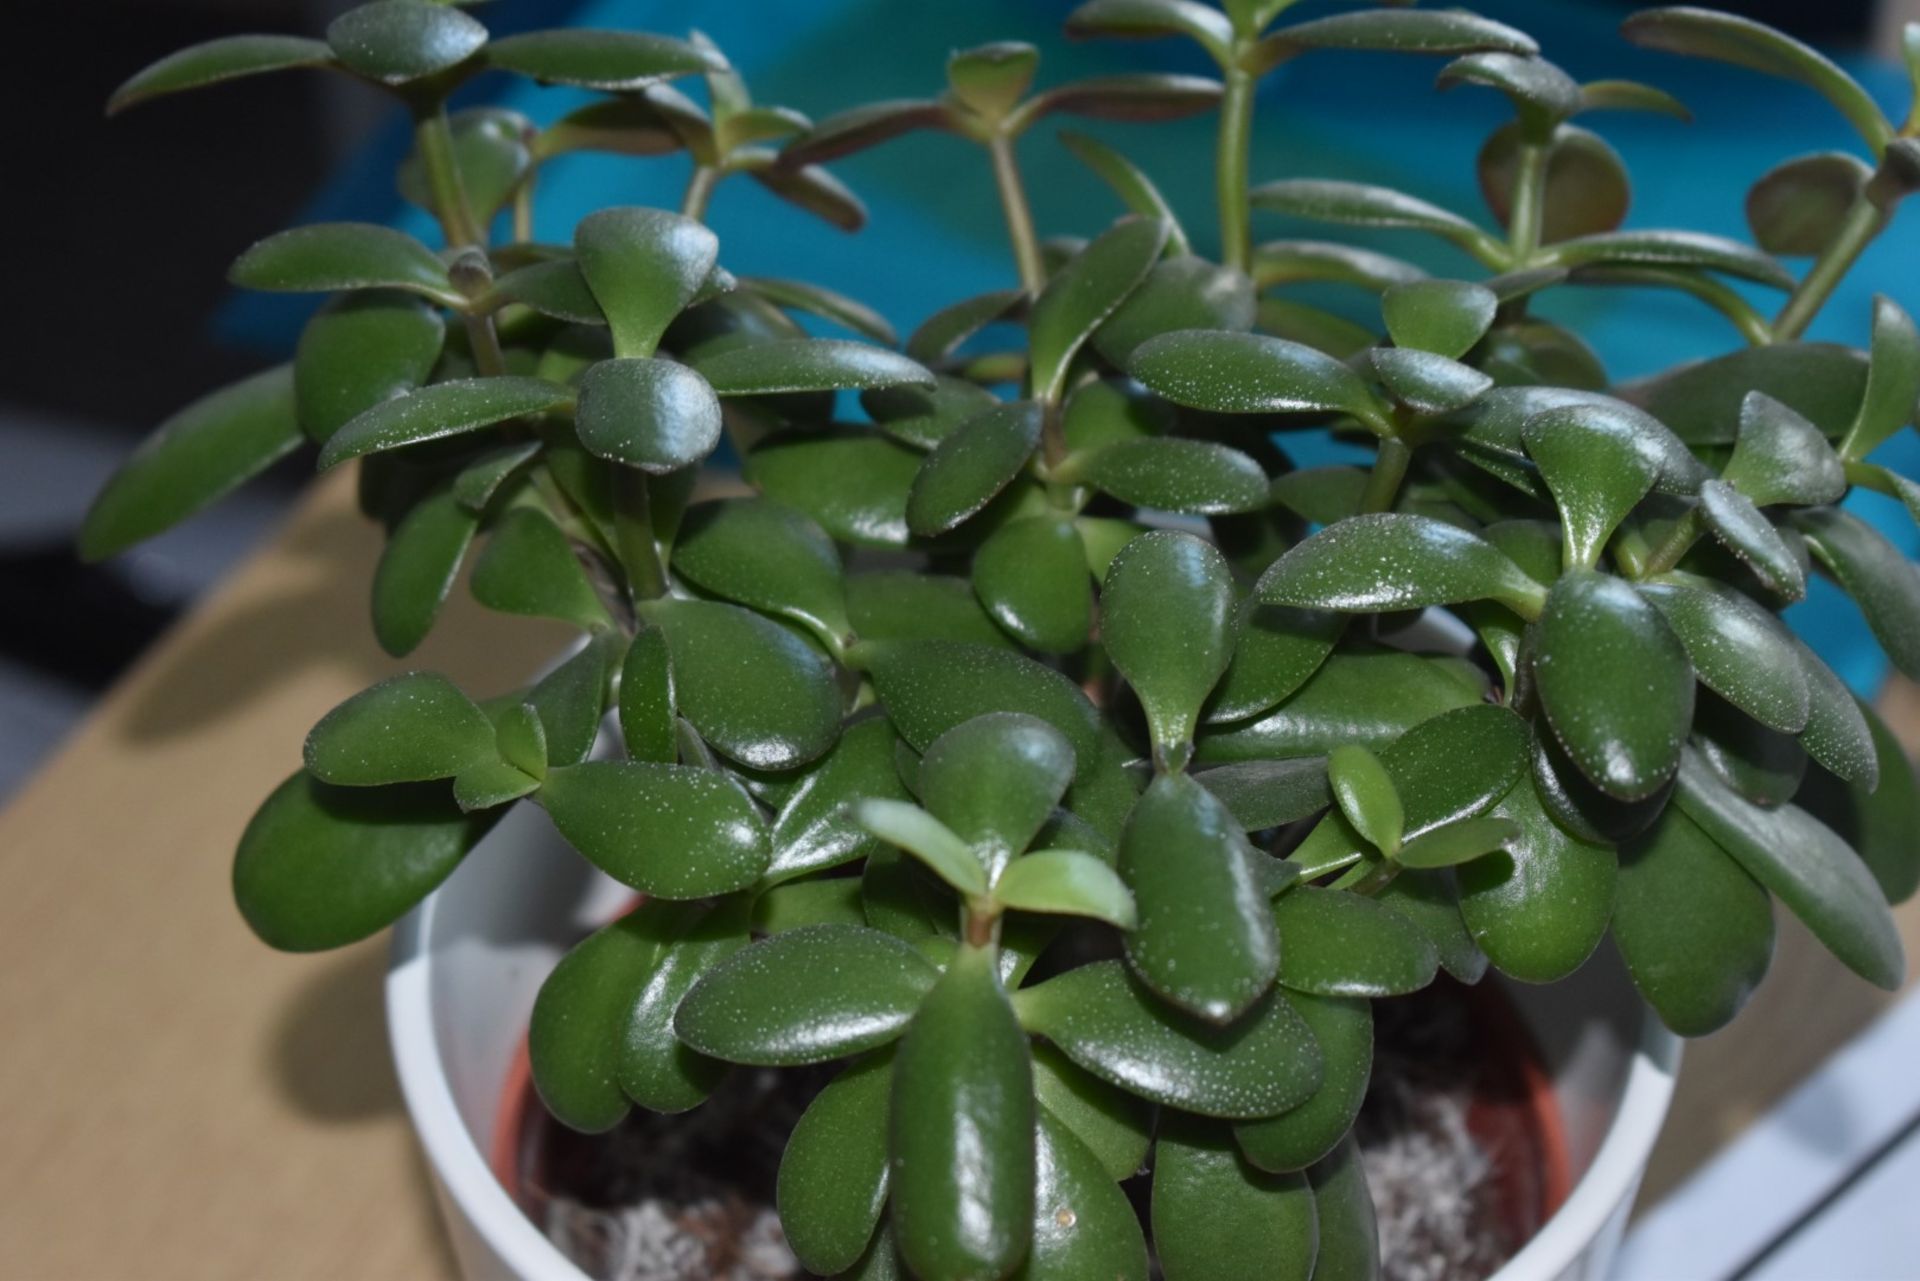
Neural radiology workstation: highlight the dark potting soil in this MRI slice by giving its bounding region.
[517,983,1534,1281]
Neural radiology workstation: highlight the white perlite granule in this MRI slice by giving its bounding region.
[545,1196,800,1281]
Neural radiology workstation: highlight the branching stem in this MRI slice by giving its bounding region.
[412,103,483,249]
[1217,66,1256,274]
[1773,196,1888,341]
[989,136,1045,295]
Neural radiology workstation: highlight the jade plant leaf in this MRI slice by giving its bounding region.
[1370,348,1493,416]
[1675,752,1904,990]
[692,338,934,396]
[1631,342,1867,445]
[1205,604,1344,725]
[1305,1137,1380,1281]
[947,41,1040,120]
[907,289,1027,365]
[470,506,610,631]
[904,401,1042,536]
[1197,652,1485,765]
[1255,514,1546,615]
[640,598,843,769]
[1029,216,1170,402]
[918,712,1077,873]
[616,901,749,1112]
[1120,773,1280,1022]
[1438,52,1583,136]
[865,376,1002,450]
[1103,531,1236,755]
[891,944,1034,1281]
[1697,480,1808,600]
[1154,1115,1318,1281]
[1479,123,1630,243]
[1020,72,1223,126]
[1250,179,1500,260]
[1722,392,1846,506]
[1793,507,1920,679]
[779,99,951,167]
[540,761,771,897]
[866,641,1102,761]
[1013,960,1322,1118]
[764,719,910,884]
[1128,329,1386,427]
[1533,570,1694,800]
[1063,0,1235,64]
[373,488,479,657]
[1638,577,1809,733]
[1060,131,1188,252]
[1622,7,1892,151]
[1614,806,1773,1036]
[777,1051,894,1275]
[1381,704,1531,842]
[79,365,302,561]
[1031,1043,1151,1182]
[574,208,718,358]
[1792,637,1880,788]
[1023,1103,1151,1279]
[1093,256,1257,367]
[747,431,920,548]
[617,627,677,764]
[671,498,849,643]
[294,291,445,444]
[971,515,1091,653]
[230,222,458,303]
[675,924,940,1065]
[486,28,720,90]
[325,0,485,84]
[1266,7,1535,58]
[108,35,337,115]
[1375,869,1488,984]
[1396,816,1521,869]
[574,357,723,473]
[1328,744,1403,856]
[745,276,897,346]
[995,850,1137,928]
[1841,296,1920,460]
[857,799,988,897]
[752,877,867,935]
[233,772,493,951]
[319,377,573,469]
[1074,438,1269,514]
[847,571,1012,649]
[527,634,620,767]
[1522,403,1664,569]
[1233,990,1373,1175]
[1747,152,1872,256]
[1381,279,1498,359]
[1272,886,1438,997]
[1458,770,1616,983]
[304,671,494,786]
[1193,759,1332,832]
[1799,701,1920,904]
[1543,230,1793,289]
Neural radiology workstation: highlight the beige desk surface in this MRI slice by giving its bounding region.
[1,470,1916,1279]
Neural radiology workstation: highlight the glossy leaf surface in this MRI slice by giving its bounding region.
[541,761,770,897]
[574,208,718,358]
[109,35,336,114]
[470,507,609,631]
[1381,279,1497,359]
[1795,507,1920,679]
[1234,990,1373,1175]
[574,357,722,473]
[1029,216,1170,401]
[671,498,849,642]
[319,377,572,469]
[1522,403,1663,568]
[972,516,1091,653]
[1639,577,1809,733]
[692,338,934,396]
[1129,329,1384,426]
[1255,514,1545,615]
[486,28,719,90]
[1075,438,1269,514]
[1103,531,1236,753]
[304,671,493,786]
[778,1052,894,1275]
[230,222,456,302]
[372,488,478,657]
[294,292,445,443]
[1271,887,1438,998]
[919,713,1076,874]
[326,0,486,84]
[1155,1116,1318,1281]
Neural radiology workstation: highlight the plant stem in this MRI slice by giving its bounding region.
[614,470,670,601]
[1641,508,1704,578]
[1773,196,1888,341]
[988,136,1045,295]
[1360,437,1413,514]
[1507,140,1549,260]
[681,165,720,222]
[511,180,535,244]
[412,103,483,249]
[1216,66,1256,274]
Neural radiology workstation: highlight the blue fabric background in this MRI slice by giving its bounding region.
[227,0,1920,691]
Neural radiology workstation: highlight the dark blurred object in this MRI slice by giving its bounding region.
[0,546,176,689]
[1595,0,1874,43]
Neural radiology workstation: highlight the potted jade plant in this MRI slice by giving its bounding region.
[86,1,1920,1278]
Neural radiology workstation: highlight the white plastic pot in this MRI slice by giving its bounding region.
[388,798,1679,1281]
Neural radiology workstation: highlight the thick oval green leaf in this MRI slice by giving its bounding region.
[1615,806,1772,1036]
[1630,342,1866,446]
[80,366,301,561]
[1250,179,1499,260]
[1370,348,1493,416]
[675,924,940,1064]
[617,901,747,1112]
[371,488,478,657]
[691,338,934,396]
[672,497,849,642]
[1256,514,1545,615]
[1395,816,1521,869]
[972,515,1092,653]
[1104,531,1236,754]
[1374,869,1487,984]
[1206,604,1344,726]
[1328,745,1403,855]
[1128,329,1386,427]
[1543,230,1793,290]
[947,41,1040,119]
[541,760,770,897]
[1252,239,1426,292]
[1092,256,1256,367]
[233,772,491,952]
[1723,391,1846,507]
[907,289,1027,366]
[778,1051,894,1275]
[1622,7,1892,151]
[747,153,872,233]
[573,356,722,473]
[1534,570,1694,800]
[526,634,619,768]
[747,431,920,548]
[744,275,897,346]
[1063,0,1234,63]
[1522,403,1664,569]
[319,376,572,469]
[1747,152,1872,256]
[469,506,609,630]
[230,222,456,302]
[858,800,987,897]
[304,671,492,786]
[1675,752,1903,989]
[891,944,1034,1281]
[1381,279,1497,360]
[1798,701,1920,904]
[867,640,1102,760]
[761,718,909,884]
[1794,506,1920,679]
[1639,577,1809,733]
[1235,989,1371,1176]
[573,208,717,359]
[1120,773,1279,1022]
[1029,216,1170,402]
[1305,1137,1380,1281]
[1438,52,1582,135]
[452,442,541,512]
[1480,122,1630,243]
[1021,72,1223,126]
[1272,886,1438,997]
[920,712,1077,873]
[1031,1043,1150,1183]
[1266,7,1534,58]
[1458,770,1616,982]
[108,34,337,115]
[640,598,842,769]
[1075,438,1269,514]
[905,401,1041,537]
[486,28,720,90]
[1155,1114,1318,1281]
[1698,480,1808,600]
[1015,960,1322,1118]
[294,291,445,444]
[1193,759,1331,832]
[1793,637,1880,788]
[326,0,486,85]
[996,850,1136,928]
[1198,652,1485,764]
[1382,704,1531,842]
[1842,295,1920,460]
[1061,131,1189,253]
[848,571,1012,649]
[1019,1103,1150,1280]
[865,375,1003,451]
[780,98,951,167]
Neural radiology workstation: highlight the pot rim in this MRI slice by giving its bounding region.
[389,891,1681,1281]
